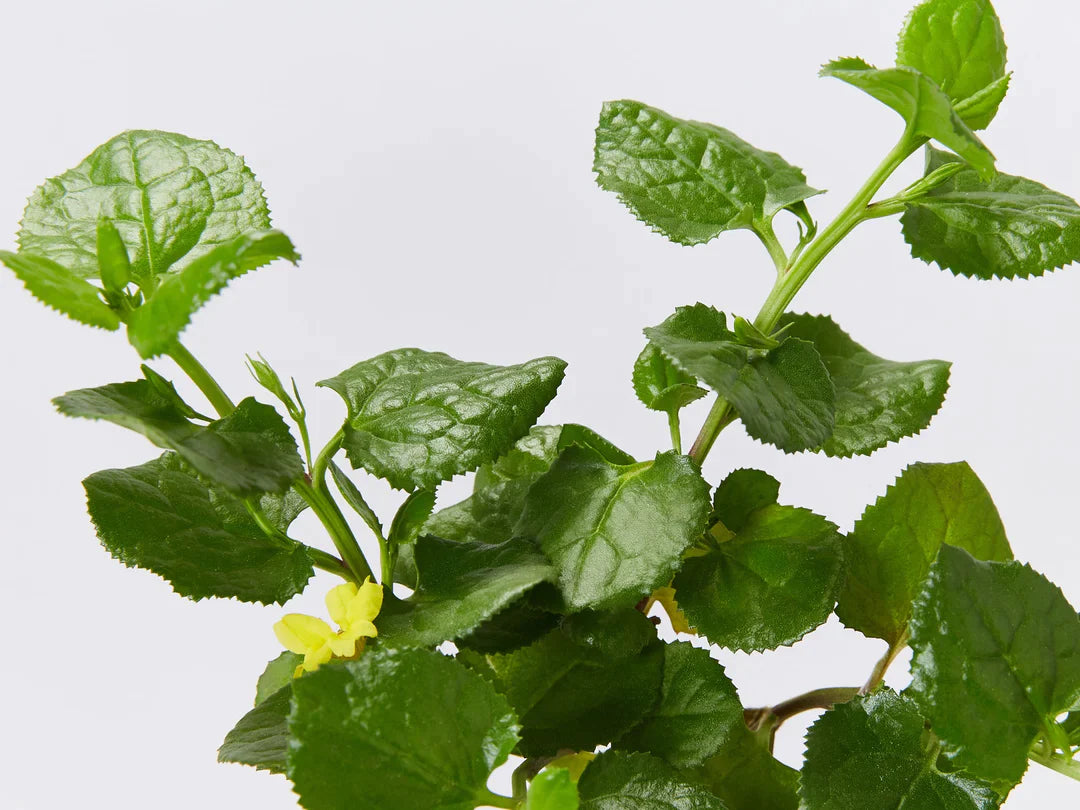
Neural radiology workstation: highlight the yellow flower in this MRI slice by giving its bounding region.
[273,578,383,677]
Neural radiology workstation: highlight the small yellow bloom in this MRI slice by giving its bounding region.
[273,578,383,677]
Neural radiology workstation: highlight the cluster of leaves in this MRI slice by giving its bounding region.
[6,1,1080,808]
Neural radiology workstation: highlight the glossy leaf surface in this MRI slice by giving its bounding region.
[0,250,120,329]
[577,751,728,810]
[527,769,580,810]
[633,343,708,414]
[217,685,291,774]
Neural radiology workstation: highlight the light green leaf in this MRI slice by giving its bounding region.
[594,100,821,246]
[952,74,1010,131]
[577,751,728,810]
[909,545,1080,786]
[836,461,1012,645]
[218,684,290,774]
[801,690,999,810]
[319,349,566,490]
[287,648,520,810]
[96,218,132,296]
[618,642,745,768]
[645,304,835,453]
[83,452,313,603]
[127,229,299,358]
[378,536,555,647]
[633,343,707,414]
[820,58,994,177]
[55,374,303,496]
[896,0,1008,129]
[902,146,1080,279]
[517,447,710,611]
[19,130,271,282]
[0,250,119,329]
[527,769,580,810]
[255,652,302,706]
[388,488,437,545]
[464,613,663,757]
[778,313,951,457]
[674,501,844,651]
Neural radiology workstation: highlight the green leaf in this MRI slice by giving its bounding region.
[218,684,290,774]
[594,100,822,246]
[644,304,835,453]
[0,250,119,329]
[329,461,384,539]
[458,596,561,655]
[902,146,1080,279]
[96,218,132,296]
[618,642,745,768]
[693,732,799,810]
[633,343,707,414]
[378,536,555,647]
[527,769,580,810]
[319,348,566,490]
[711,468,780,532]
[19,130,271,282]
[287,648,519,810]
[577,751,728,810]
[464,614,663,757]
[674,500,844,651]
[801,689,999,810]
[820,58,994,177]
[388,488,437,545]
[127,229,299,358]
[777,313,951,457]
[518,447,710,611]
[255,651,302,706]
[836,461,1012,645]
[952,74,1010,131]
[83,452,313,603]
[896,0,1008,129]
[55,375,303,496]
[909,545,1080,786]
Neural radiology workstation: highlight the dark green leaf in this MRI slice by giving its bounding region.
[0,250,119,329]
[329,461,384,539]
[378,536,555,647]
[909,545,1080,786]
[577,751,727,810]
[83,452,313,603]
[594,100,821,246]
[836,462,1012,645]
[255,652,302,706]
[633,343,707,414]
[465,615,663,757]
[139,364,210,421]
[518,447,710,611]
[560,606,658,658]
[459,596,561,654]
[19,130,271,282]
[902,147,1080,279]
[711,468,780,532]
[55,376,302,496]
[778,313,951,457]
[644,304,835,453]
[319,348,566,490]
[127,230,299,358]
[820,58,994,177]
[287,648,520,810]
[801,689,999,810]
[527,768,580,810]
[896,0,1008,129]
[618,642,745,768]
[218,685,290,774]
[692,726,799,810]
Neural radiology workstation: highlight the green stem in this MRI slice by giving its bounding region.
[167,342,236,417]
[754,220,789,273]
[861,629,910,695]
[688,132,923,466]
[668,411,683,454]
[770,686,860,724]
[475,788,518,809]
[314,428,345,488]
[1030,748,1080,781]
[296,479,375,583]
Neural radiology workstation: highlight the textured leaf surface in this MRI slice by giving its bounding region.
[801,690,999,810]
[633,343,707,413]
[255,652,302,706]
[465,613,663,757]
[83,452,313,603]
[779,313,951,457]
[594,100,821,245]
[909,545,1080,785]
[645,304,834,453]
[896,0,1008,128]
[820,58,994,176]
[577,751,728,810]
[902,147,1080,279]
[518,447,710,610]
[711,468,780,532]
[127,229,298,357]
[618,642,745,768]
[378,536,554,647]
[55,376,303,496]
[319,349,565,490]
[218,685,290,774]
[692,727,799,810]
[19,130,270,281]
[527,769,580,810]
[674,502,844,651]
[0,250,119,329]
[287,648,519,810]
[836,462,1012,644]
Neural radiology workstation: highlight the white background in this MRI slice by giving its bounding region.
[1,0,1078,807]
